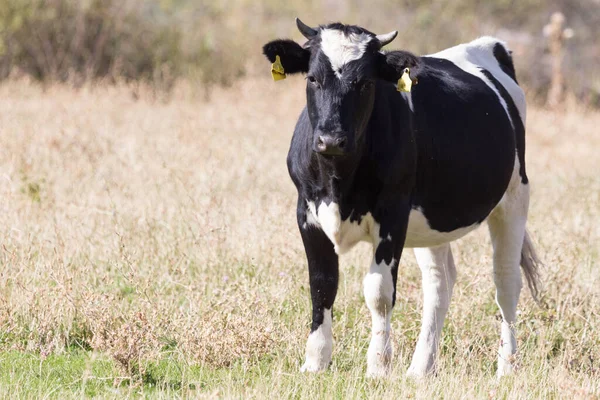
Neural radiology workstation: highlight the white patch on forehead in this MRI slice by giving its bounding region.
[320,28,373,79]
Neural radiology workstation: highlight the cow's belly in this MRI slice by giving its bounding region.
[306,201,479,253]
[404,207,480,248]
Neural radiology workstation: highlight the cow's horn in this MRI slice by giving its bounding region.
[296,18,318,39]
[376,31,398,47]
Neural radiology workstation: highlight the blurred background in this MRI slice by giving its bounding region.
[0,0,599,105]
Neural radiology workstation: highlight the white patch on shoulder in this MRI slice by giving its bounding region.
[320,29,373,79]
[301,308,333,372]
[404,207,479,248]
[428,36,526,125]
[306,201,319,227]
[306,200,375,254]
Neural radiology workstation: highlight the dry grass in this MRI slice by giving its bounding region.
[0,76,599,398]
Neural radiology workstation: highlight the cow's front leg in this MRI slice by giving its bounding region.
[365,206,409,377]
[298,215,339,373]
[364,255,398,377]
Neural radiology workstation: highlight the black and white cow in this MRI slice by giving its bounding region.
[262,19,541,378]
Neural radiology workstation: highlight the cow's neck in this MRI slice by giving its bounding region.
[314,145,365,203]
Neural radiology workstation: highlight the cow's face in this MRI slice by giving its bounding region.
[263,20,419,157]
[304,28,381,156]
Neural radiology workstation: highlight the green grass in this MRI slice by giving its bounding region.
[0,349,538,398]
[0,351,118,398]
[0,350,268,398]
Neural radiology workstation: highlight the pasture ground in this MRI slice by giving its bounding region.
[0,78,599,398]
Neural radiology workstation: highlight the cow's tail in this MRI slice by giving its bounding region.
[520,229,542,301]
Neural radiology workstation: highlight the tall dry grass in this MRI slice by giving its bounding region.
[0,76,599,397]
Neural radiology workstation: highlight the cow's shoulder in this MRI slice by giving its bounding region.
[287,107,315,190]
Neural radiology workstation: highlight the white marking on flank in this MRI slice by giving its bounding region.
[405,207,479,248]
[493,153,528,215]
[320,29,373,79]
[301,308,333,372]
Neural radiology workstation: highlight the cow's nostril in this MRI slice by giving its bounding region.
[315,134,347,155]
[317,136,327,151]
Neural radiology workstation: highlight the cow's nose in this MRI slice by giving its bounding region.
[316,135,347,155]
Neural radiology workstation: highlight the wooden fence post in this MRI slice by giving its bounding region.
[543,12,574,108]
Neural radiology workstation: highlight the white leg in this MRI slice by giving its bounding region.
[300,308,333,372]
[488,184,529,378]
[407,244,456,378]
[363,259,395,377]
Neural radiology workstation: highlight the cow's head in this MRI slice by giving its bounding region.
[263,19,419,156]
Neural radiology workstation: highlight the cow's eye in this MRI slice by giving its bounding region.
[307,76,320,88]
[360,80,374,91]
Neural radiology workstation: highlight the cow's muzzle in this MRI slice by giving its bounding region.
[314,134,348,156]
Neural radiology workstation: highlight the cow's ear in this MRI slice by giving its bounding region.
[378,51,420,83]
[262,39,310,75]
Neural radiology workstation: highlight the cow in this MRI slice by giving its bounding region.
[262,19,541,378]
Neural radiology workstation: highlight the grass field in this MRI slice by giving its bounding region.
[0,77,599,399]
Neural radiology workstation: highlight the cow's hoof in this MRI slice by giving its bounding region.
[366,340,392,378]
[497,357,516,378]
[406,364,434,380]
[366,365,390,379]
[300,360,329,373]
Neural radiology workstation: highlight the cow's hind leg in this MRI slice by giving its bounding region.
[487,182,529,378]
[407,244,456,377]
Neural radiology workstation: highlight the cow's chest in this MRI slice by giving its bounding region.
[305,201,479,253]
[306,201,375,254]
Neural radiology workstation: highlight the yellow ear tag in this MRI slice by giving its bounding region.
[397,68,413,92]
[271,55,286,81]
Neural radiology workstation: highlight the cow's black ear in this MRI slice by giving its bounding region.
[262,39,310,74]
[378,50,421,82]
